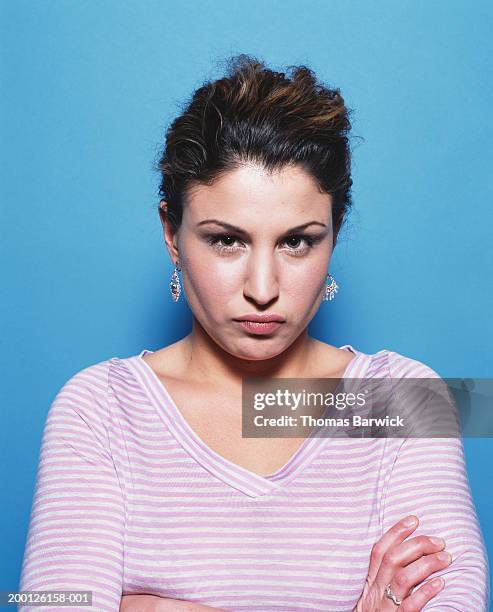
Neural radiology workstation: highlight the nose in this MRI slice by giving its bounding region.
[243,251,280,306]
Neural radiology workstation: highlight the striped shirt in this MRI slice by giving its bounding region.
[19,345,490,610]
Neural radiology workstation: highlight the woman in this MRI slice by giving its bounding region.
[19,55,489,611]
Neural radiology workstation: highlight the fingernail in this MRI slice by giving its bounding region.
[431,577,444,589]
[437,551,452,563]
[429,537,445,546]
[403,515,418,527]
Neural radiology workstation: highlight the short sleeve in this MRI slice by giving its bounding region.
[18,360,125,611]
[380,352,490,609]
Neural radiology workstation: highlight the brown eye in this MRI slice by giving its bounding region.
[282,235,317,253]
[286,236,302,248]
[207,234,243,253]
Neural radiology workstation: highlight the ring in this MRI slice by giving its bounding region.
[385,583,402,606]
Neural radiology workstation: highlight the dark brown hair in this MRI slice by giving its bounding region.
[155,54,354,248]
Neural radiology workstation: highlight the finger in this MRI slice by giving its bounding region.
[389,549,452,608]
[367,515,419,583]
[375,539,452,606]
[399,576,445,612]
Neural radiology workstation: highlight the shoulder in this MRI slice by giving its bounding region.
[48,357,116,432]
[56,356,113,400]
[381,349,443,379]
[377,350,457,435]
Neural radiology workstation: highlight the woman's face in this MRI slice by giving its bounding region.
[163,163,334,360]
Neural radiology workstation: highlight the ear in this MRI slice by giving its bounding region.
[159,200,180,265]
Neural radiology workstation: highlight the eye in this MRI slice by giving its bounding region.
[281,235,317,256]
[207,234,243,253]
[206,233,319,256]
[284,235,314,250]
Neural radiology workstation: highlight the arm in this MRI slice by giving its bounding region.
[120,594,231,611]
[19,361,125,611]
[380,354,490,609]
[381,435,489,610]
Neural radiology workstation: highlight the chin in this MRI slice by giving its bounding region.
[228,342,286,362]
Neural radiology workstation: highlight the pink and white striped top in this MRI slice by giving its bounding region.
[19,345,490,611]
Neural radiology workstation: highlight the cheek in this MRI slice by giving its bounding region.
[285,261,328,299]
[186,257,239,301]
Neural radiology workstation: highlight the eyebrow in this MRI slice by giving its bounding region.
[196,219,327,234]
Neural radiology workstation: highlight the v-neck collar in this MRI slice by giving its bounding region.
[124,344,371,498]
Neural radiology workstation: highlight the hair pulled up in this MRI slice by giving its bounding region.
[155,54,354,247]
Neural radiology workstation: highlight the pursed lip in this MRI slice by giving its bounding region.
[233,313,286,323]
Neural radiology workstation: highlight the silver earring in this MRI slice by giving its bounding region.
[323,273,338,301]
[169,262,181,302]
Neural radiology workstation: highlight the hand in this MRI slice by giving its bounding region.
[120,595,158,611]
[120,594,230,611]
[354,515,452,611]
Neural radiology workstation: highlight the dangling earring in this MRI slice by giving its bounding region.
[169,261,181,302]
[323,273,338,301]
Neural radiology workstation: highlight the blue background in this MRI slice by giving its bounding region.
[2,0,492,603]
